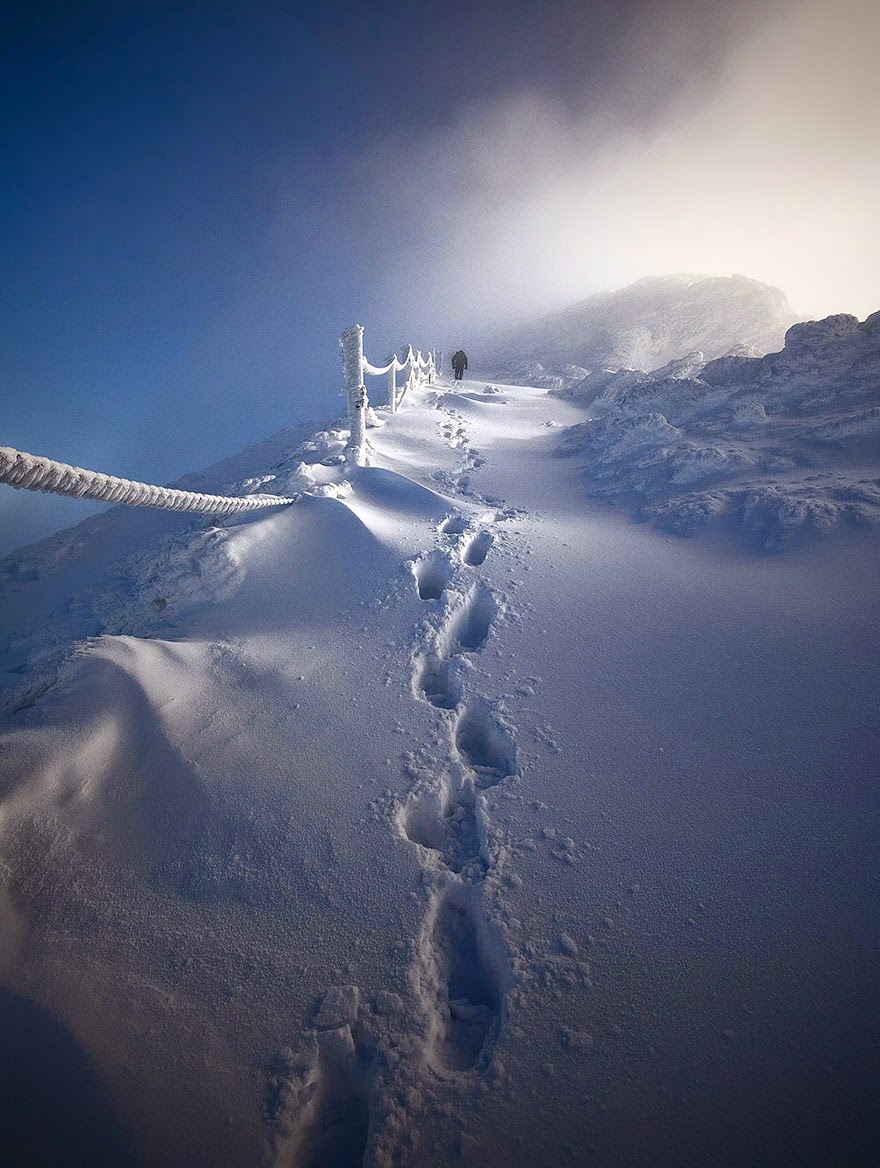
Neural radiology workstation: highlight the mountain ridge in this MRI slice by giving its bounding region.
[484,272,800,384]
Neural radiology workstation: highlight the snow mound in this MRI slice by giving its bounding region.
[555,310,880,550]
[0,415,364,699]
[89,527,246,633]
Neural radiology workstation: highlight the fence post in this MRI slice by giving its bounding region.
[397,348,408,405]
[388,361,397,414]
[341,323,367,465]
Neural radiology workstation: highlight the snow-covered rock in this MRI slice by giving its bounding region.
[555,309,880,549]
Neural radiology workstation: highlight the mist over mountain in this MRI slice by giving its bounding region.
[483,273,800,384]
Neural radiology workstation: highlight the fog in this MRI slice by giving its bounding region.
[359,0,879,344]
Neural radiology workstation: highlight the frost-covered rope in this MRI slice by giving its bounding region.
[363,350,423,377]
[346,329,435,444]
[0,447,293,515]
[4,324,434,508]
[362,346,433,379]
[363,356,402,376]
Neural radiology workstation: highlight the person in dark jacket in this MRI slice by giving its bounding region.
[451,350,468,381]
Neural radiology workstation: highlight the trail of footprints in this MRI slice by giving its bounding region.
[431,407,487,499]
[402,503,516,1077]
[404,400,516,1078]
[282,399,518,1164]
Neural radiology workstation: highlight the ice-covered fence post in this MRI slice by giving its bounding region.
[341,323,367,465]
[396,347,409,406]
[388,359,397,414]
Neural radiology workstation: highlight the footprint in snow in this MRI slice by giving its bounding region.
[411,549,456,601]
[439,514,469,536]
[420,888,505,1074]
[454,697,517,789]
[268,988,369,1168]
[400,783,488,880]
[461,531,493,566]
[446,583,497,652]
[413,652,463,710]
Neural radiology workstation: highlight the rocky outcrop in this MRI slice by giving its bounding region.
[555,310,880,550]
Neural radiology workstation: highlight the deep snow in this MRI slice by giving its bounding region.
[0,370,878,1167]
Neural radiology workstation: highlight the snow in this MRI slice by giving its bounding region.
[0,349,878,1166]
[553,310,880,550]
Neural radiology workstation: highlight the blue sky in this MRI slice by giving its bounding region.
[2,0,877,553]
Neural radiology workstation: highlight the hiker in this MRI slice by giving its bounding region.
[451,350,468,381]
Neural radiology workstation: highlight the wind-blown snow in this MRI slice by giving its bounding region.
[0,355,878,1167]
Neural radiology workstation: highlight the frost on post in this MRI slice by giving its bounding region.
[387,362,397,413]
[340,323,367,466]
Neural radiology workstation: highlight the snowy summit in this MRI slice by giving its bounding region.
[484,274,801,386]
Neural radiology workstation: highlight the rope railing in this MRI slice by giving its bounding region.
[0,447,293,515]
[0,322,437,514]
[340,324,436,466]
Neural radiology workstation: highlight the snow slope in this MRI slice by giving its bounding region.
[484,274,800,386]
[0,373,878,1168]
